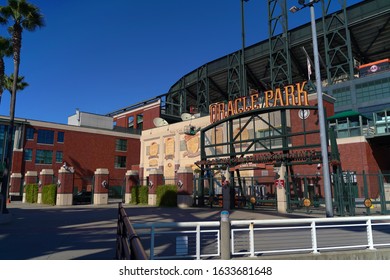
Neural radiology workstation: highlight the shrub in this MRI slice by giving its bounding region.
[156,185,177,207]
[42,184,57,205]
[25,184,38,203]
[130,186,149,204]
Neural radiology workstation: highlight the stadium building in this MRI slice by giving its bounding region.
[1,0,390,214]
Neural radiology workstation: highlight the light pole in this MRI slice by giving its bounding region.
[241,0,249,97]
[290,0,333,217]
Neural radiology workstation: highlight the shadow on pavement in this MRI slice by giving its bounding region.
[0,202,323,260]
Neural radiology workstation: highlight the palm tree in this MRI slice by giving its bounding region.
[0,0,44,214]
[4,73,29,93]
[0,36,12,103]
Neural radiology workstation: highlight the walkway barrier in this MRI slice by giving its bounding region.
[133,221,220,260]
[230,216,390,257]
[117,205,390,259]
[115,202,148,260]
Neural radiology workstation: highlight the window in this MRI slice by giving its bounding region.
[35,150,53,164]
[26,127,34,140]
[56,151,63,163]
[0,125,5,140]
[57,131,64,143]
[24,149,33,161]
[115,156,126,168]
[128,116,134,129]
[115,139,127,151]
[137,114,143,130]
[37,130,54,144]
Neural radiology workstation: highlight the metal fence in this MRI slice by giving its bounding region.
[231,216,390,257]
[133,221,220,260]
[130,215,390,259]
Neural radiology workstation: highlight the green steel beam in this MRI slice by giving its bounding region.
[322,0,354,84]
[268,0,292,88]
[227,52,243,101]
[196,64,210,115]
[165,78,187,116]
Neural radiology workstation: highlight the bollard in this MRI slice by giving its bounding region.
[220,210,231,260]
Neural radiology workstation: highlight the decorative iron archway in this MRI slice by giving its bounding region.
[194,97,326,210]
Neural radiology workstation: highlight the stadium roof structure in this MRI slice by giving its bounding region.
[107,0,390,123]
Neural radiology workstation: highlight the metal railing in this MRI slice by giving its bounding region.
[116,204,390,259]
[115,202,148,259]
[230,216,390,257]
[133,221,220,260]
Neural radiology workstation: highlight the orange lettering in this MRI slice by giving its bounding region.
[284,85,295,106]
[264,90,273,108]
[296,82,309,105]
[274,88,284,106]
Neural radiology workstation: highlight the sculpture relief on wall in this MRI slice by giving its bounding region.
[184,135,199,158]
[165,137,175,160]
[148,142,159,167]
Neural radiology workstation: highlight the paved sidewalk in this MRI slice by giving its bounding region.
[0,202,322,260]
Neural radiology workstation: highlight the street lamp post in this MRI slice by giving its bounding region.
[241,0,249,97]
[290,0,333,217]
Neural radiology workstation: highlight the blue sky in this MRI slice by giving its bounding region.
[0,0,362,124]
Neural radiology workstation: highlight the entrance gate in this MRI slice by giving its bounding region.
[193,175,277,209]
[285,171,390,216]
[195,96,325,213]
[108,177,125,203]
[192,86,388,216]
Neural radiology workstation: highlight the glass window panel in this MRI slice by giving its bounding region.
[24,149,33,161]
[26,127,34,140]
[37,130,54,144]
[35,150,53,164]
[57,132,64,143]
[115,156,126,168]
[115,139,127,151]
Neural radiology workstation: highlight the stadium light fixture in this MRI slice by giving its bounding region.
[290,0,334,217]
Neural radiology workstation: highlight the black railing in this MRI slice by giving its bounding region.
[115,202,148,260]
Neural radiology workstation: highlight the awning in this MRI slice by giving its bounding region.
[328,110,361,120]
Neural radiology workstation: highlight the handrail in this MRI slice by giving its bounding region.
[230,215,390,257]
[115,202,148,260]
[116,207,390,260]
[133,221,221,260]
[230,215,390,226]
[133,221,220,229]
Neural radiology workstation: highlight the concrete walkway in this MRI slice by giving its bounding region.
[0,202,322,260]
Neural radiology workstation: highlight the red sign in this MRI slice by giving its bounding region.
[274,179,285,189]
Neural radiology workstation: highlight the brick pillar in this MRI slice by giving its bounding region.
[125,170,139,204]
[56,167,74,206]
[148,168,163,206]
[38,169,54,204]
[9,173,22,200]
[276,163,288,214]
[94,168,109,205]
[176,166,194,208]
[23,171,38,203]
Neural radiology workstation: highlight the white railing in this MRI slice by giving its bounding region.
[230,216,390,257]
[133,221,220,260]
[131,216,390,259]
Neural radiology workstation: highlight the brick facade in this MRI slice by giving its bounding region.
[8,119,140,197]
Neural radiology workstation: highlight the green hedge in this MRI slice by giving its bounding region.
[156,185,177,207]
[42,184,57,205]
[130,186,148,204]
[25,184,39,203]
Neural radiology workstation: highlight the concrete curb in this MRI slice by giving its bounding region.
[237,248,390,260]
